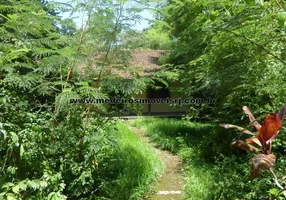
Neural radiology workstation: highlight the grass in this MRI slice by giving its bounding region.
[102,121,164,200]
[184,162,213,200]
[131,117,214,153]
[131,117,277,200]
[131,117,216,199]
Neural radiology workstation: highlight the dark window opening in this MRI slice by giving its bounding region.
[148,81,170,99]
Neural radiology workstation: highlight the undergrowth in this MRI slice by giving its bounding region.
[101,122,164,199]
[0,109,163,200]
[131,117,286,200]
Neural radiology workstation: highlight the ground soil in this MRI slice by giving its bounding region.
[128,126,185,200]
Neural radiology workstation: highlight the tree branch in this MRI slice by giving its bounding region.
[219,124,256,135]
[242,106,262,131]
[96,2,125,87]
[269,168,286,190]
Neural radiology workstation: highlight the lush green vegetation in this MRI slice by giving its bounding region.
[145,1,286,197]
[0,105,163,199]
[105,122,163,199]
[154,0,286,123]
[132,118,286,199]
[0,0,162,199]
[2,0,286,199]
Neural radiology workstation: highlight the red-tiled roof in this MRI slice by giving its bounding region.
[114,50,169,78]
[132,50,167,73]
[79,50,169,78]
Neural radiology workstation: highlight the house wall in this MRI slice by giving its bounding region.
[133,82,187,115]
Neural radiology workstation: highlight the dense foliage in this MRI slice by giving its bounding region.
[133,117,286,199]
[147,1,286,198]
[2,0,286,199]
[158,0,286,123]
[0,0,162,199]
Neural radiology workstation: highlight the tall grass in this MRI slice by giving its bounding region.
[131,117,214,153]
[131,118,216,199]
[101,121,164,200]
[131,117,277,200]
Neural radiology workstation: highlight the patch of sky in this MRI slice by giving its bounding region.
[50,0,155,31]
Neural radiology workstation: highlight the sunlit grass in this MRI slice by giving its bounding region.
[131,117,278,199]
[131,117,214,153]
[184,164,213,200]
[104,121,164,200]
[131,117,216,199]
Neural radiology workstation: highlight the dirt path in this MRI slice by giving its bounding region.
[128,126,185,200]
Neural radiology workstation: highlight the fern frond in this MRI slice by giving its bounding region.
[132,77,154,94]
[55,88,80,109]
[1,48,30,64]
[3,73,42,89]
[32,48,57,59]
[0,5,15,13]
[30,81,59,96]
[0,62,35,73]
[36,55,69,75]
[53,81,71,88]
[75,86,108,99]
[56,47,76,58]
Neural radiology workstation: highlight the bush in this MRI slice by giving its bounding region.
[0,95,163,200]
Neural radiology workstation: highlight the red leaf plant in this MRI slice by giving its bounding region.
[220,104,286,190]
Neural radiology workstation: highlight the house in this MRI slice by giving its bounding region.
[82,50,187,116]
[127,50,187,116]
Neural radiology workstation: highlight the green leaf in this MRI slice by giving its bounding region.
[47,192,65,200]
[74,81,89,86]
[0,5,15,13]
[47,192,57,200]
[278,12,286,27]
[278,18,285,27]
[53,81,71,87]
[20,144,24,159]
[12,182,25,194]
[245,0,255,5]
[7,14,18,21]
[7,166,17,174]
[57,47,75,58]
[18,181,27,191]
[9,132,19,145]
[283,191,286,198]
[2,182,14,189]
[62,88,73,93]
[12,185,20,194]
[39,181,48,188]
[33,48,57,58]
[6,193,17,200]
[210,10,218,22]
[268,188,280,196]
[256,0,264,6]
[26,180,39,190]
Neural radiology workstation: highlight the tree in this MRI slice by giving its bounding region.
[56,0,155,117]
[144,22,172,50]
[0,1,156,198]
[159,0,286,122]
